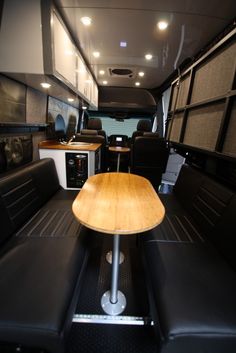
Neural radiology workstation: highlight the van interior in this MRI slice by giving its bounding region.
[0,1,236,352]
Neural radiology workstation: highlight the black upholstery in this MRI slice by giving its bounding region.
[87,118,102,130]
[144,241,236,353]
[81,129,98,135]
[143,132,160,138]
[66,115,77,139]
[0,235,87,353]
[87,118,107,141]
[74,133,107,171]
[130,137,169,190]
[0,158,88,353]
[142,164,236,353]
[131,119,152,142]
[0,159,60,244]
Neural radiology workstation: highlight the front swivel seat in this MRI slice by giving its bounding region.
[131,119,152,143]
[87,118,107,142]
[75,129,107,172]
[130,136,169,191]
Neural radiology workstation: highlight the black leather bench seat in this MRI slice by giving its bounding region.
[0,236,87,352]
[0,158,88,352]
[16,208,81,238]
[147,213,204,243]
[142,164,236,353]
[145,242,236,340]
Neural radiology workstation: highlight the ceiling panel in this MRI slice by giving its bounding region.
[55,0,236,89]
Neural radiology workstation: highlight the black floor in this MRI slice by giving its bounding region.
[75,233,149,316]
[66,233,158,353]
[67,323,157,353]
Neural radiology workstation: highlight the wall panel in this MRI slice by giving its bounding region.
[223,99,236,157]
[191,41,236,104]
[170,83,178,111]
[169,112,184,142]
[176,74,190,109]
[0,74,26,122]
[184,102,224,151]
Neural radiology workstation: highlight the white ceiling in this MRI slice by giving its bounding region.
[54,0,236,89]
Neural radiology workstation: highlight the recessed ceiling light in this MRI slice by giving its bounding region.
[82,106,87,110]
[135,82,140,86]
[120,41,127,48]
[68,98,74,102]
[145,54,152,60]
[40,82,51,89]
[99,70,105,75]
[103,80,108,85]
[93,51,100,58]
[138,71,145,77]
[157,21,168,30]
[81,17,92,26]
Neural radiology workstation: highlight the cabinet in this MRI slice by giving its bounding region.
[0,1,98,109]
[39,142,101,190]
[53,13,76,87]
[52,11,98,108]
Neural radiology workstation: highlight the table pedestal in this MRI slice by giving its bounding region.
[106,147,130,264]
[101,234,126,315]
[116,152,121,172]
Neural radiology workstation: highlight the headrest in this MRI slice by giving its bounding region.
[81,129,98,135]
[137,119,152,132]
[143,132,160,138]
[87,118,102,130]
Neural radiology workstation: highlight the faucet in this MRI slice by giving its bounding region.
[68,135,76,144]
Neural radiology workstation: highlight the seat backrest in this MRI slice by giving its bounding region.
[87,118,102,130]
[66,115,77,139]
[143,132,160,138]
[0,158,59,244]
[131,119,152,143]
[136,119,152,132]
[174,164,236,270]
[130,136,169,190]
[74,134,107,171]
[87,118,107,142]
[212,194,236,270]
[131,137,169,169]
[81,129,98,136]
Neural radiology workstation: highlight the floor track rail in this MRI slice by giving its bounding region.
[73,314,154,326]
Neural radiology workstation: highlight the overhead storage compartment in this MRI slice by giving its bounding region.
[0,0,98,109]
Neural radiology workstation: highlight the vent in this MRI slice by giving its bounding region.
[109,68,135,78]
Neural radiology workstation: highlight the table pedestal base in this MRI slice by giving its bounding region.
[101,290,126,315]
[106,251,124,264]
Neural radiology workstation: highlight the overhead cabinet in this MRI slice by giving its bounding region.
[53,12,77,88]
[52,11,98,108]
[0,0,98,109]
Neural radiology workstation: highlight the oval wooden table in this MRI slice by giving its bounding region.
[72,172,165,315]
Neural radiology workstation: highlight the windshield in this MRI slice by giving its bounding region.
[88,116,153,137]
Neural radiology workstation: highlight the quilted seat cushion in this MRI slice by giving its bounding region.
[143,241,236,353]
[0,235,87,352]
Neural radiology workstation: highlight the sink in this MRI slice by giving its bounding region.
[68,142,92,146]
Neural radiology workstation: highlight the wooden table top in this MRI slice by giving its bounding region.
[72,172,165,235]
[39,140,101,152]
[109,146,130,153]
